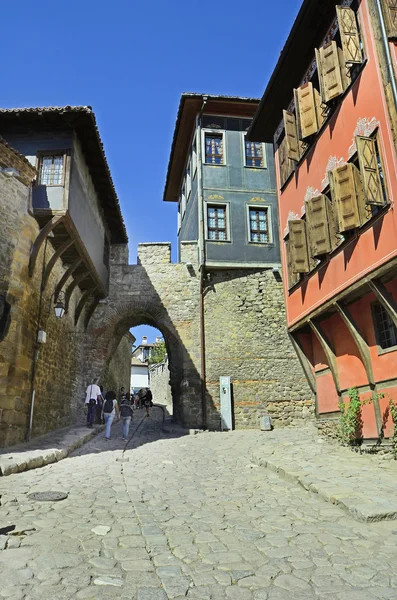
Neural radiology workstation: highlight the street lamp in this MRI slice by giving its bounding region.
[54,291,65,319]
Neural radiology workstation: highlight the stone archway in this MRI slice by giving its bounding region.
[80,242,205,427]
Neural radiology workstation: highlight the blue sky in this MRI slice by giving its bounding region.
[2,0,302,343]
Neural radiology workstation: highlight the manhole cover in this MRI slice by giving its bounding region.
[28,491,68,502]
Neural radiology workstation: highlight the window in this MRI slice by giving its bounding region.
[186,160,191,200]
[207,204,227,240]
[39,154,64,185]
[180,186,186,219]
[373,303,397,350]
[192,140,197,178]
[245,138,266,168]
[204,132,224,164]
[249,208,269,243]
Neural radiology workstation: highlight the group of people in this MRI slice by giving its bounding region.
[84,380,153,441]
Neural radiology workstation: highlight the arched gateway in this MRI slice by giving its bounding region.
[79,240,313,430]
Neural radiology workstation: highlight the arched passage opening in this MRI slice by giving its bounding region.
[84,298,202,426]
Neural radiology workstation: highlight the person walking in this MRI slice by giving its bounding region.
[101,390,120,440]
[144,388,153,417]
[120,395,133,441]
[85,379,102,429]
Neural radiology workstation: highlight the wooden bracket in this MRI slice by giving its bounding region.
[42,239,74,289]
[308,318,341,394]
[334,301,375,386]
[74,285,98,326]
[28,215,65,276]
[54,257,82,300]
[64,271,91,314]
[368,278,397,330]
[288,332,316,393]
[84,296,101,330]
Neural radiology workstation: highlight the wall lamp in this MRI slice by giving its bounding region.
[48,290,65,319]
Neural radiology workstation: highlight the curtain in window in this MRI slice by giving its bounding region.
[250,209,268,242]
[245,141,263,167]
[205,135,223,164]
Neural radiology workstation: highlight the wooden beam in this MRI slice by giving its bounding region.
[42,239,74,289]
[368,278,397,330]
[54,257,82,300]
[288,332,316,393]
[308,319,341,394]
[64,271,91,313]
[75,285,98,326]
[84,296,101,330]
[334,301,375,386]
[28,215,65,276]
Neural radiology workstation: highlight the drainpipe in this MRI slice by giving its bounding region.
[375,0,397,107]
[198,95,208,429]
[27,237,48,441]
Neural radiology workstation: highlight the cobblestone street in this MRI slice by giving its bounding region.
[1,408,397,600]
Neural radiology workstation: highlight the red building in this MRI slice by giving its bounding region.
[249,0,397,440]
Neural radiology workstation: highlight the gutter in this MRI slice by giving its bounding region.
[198,95,208,430]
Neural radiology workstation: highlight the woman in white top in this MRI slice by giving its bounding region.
[101,390,120,441]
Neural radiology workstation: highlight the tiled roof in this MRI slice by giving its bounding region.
[0,106,128,243]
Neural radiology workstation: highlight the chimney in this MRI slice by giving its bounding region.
[142,336,148,345]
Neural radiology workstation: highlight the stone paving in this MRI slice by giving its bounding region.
[1,407,397,599]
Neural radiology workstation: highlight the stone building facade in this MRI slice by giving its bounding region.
[149,357,173,415]
[0,107,131,447]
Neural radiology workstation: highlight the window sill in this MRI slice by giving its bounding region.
[203,162,226,167]
[248,241,274,246]
[244,165,267,170]
[206,239,231,243]
[377,345,397,356]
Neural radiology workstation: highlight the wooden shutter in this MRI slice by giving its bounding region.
[278,137,295,188]
[332,163,362,231]
[317,41,345,102]
[285,239,300,288]
[305,194,333,257]
[381,0,397,38]
[336,6,363,65]
[289,220,309,273]
[295,83,319,139]
[283,110,300,162]
[356,135,385,206]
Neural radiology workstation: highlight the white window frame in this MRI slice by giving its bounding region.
[177,204,181,234]
[242,133,267,169]
[202,129,226,166]
[180,186,186,220]
[204,201,231,242]
[192,137,197,179]
[186,159,191,200]
[246,204,273,244]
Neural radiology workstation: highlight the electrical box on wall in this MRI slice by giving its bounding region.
[219,376,233,431]
[37,330,47,344]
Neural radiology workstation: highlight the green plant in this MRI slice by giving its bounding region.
[338,387,374,446]
[148,341,167,365]
[388,399,397,459]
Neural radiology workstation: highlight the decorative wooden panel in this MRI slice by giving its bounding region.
[381,0,397,38]
[295,83,319,139]
[356,135,385,206]
[318,41,345,102]
[278,137,294,188]
[283,110,300,162]
[332,163,362,231]
[305,194,333,257]
[336,6,363,64]
[289,219,309,273]
[285,239,300,288]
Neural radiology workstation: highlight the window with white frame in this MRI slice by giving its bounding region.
[244,137,266,168]
[204,132,224,165]
[248,207,269,243]
[177,205,181,233]
[186,159,191,200]
[192,140,197,178]
[207,204,228,240]
[38,154,65,185]
[180,186,186,219]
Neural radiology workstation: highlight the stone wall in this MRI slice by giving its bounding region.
[103,333,134,395]
[204,268,314,429]
[149,358,172,415]
[83,241,314,431]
